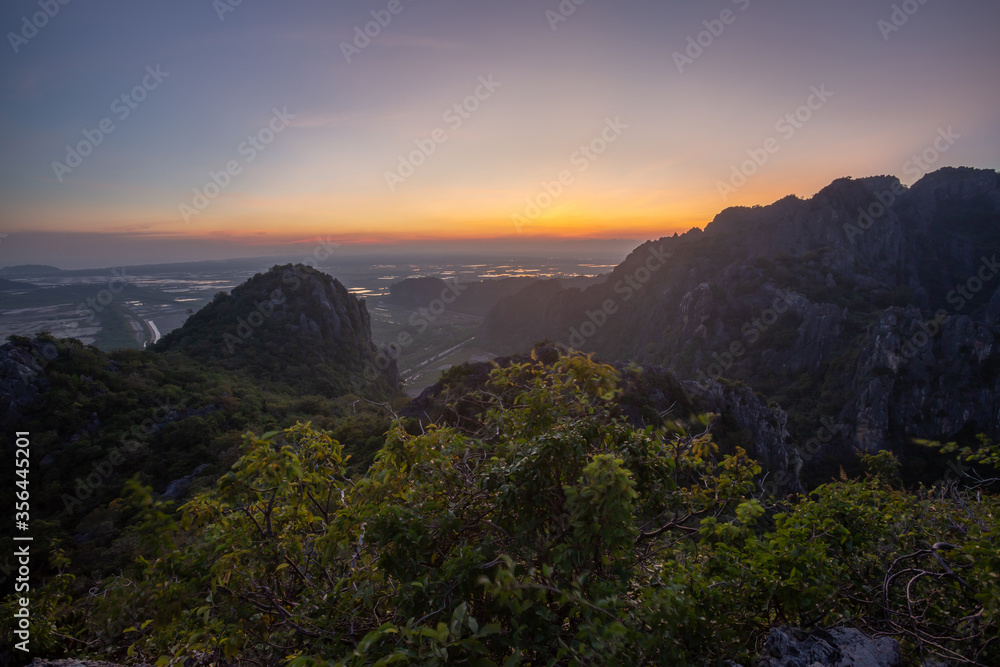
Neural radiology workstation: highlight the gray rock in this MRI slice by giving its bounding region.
[987,285,1000,325]
[476,168,1000,476]
[161,463,210,501]
[755,626,901,667]
[0,339,51,422]
[684,378,804,493]
[30,660,150,667]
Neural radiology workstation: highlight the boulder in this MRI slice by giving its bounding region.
[748,626,902,667]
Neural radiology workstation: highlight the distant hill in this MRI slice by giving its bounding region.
[157,264,399,397]
[388,274,607,317]
[0,264,63,276]
[388,276,535,316]
[478,167,1000,484]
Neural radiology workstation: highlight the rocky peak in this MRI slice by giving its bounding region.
[157,264,398,396]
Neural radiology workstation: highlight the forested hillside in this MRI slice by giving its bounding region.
[2,354,997,665]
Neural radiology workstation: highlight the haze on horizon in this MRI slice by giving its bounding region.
[1,0,999,268]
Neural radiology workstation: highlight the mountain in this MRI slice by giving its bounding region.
[479,167,1000,484]
[156,264,399,397]
[0,264,64,276]
[0,265,405,598]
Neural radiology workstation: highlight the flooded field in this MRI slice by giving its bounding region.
[1,253,619,360]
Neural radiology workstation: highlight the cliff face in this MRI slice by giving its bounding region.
[478,168,1000,480]
[157,264,398,396]
[0,338,52,425]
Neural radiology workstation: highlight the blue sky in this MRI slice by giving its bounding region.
[1,0,999,267]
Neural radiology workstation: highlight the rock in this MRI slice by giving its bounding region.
[754,626,901,667]
[684,378,804,493]
[156,264,399,396]
[161,463,210,501]
[476,168,1000,479]
[30,660,150,667]
[0,339,51,423]
[679,283,714,339]
[987,285,1000,325]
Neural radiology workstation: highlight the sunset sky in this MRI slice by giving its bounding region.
[1,0,999,267]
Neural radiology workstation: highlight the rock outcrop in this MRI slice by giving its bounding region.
[478,168,1000,481]
[157,264,398,396]
[30,660,149,667]
[684,379,803,492]
[731,626,901,667]
[162,463,211,501]
[0,338,53,425]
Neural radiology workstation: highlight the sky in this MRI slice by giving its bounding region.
[1,0,999,268]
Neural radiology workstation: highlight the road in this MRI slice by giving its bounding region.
[146,319,161,344]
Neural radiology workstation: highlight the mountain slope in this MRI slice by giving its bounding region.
[157,264,398,396]
[479,168,1000,483]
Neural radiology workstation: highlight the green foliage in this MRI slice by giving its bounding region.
[859,449,902,486]
[7,352,1000,665]
[921,434,1000,472]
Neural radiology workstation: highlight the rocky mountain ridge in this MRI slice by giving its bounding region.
[479,168,1000,482]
